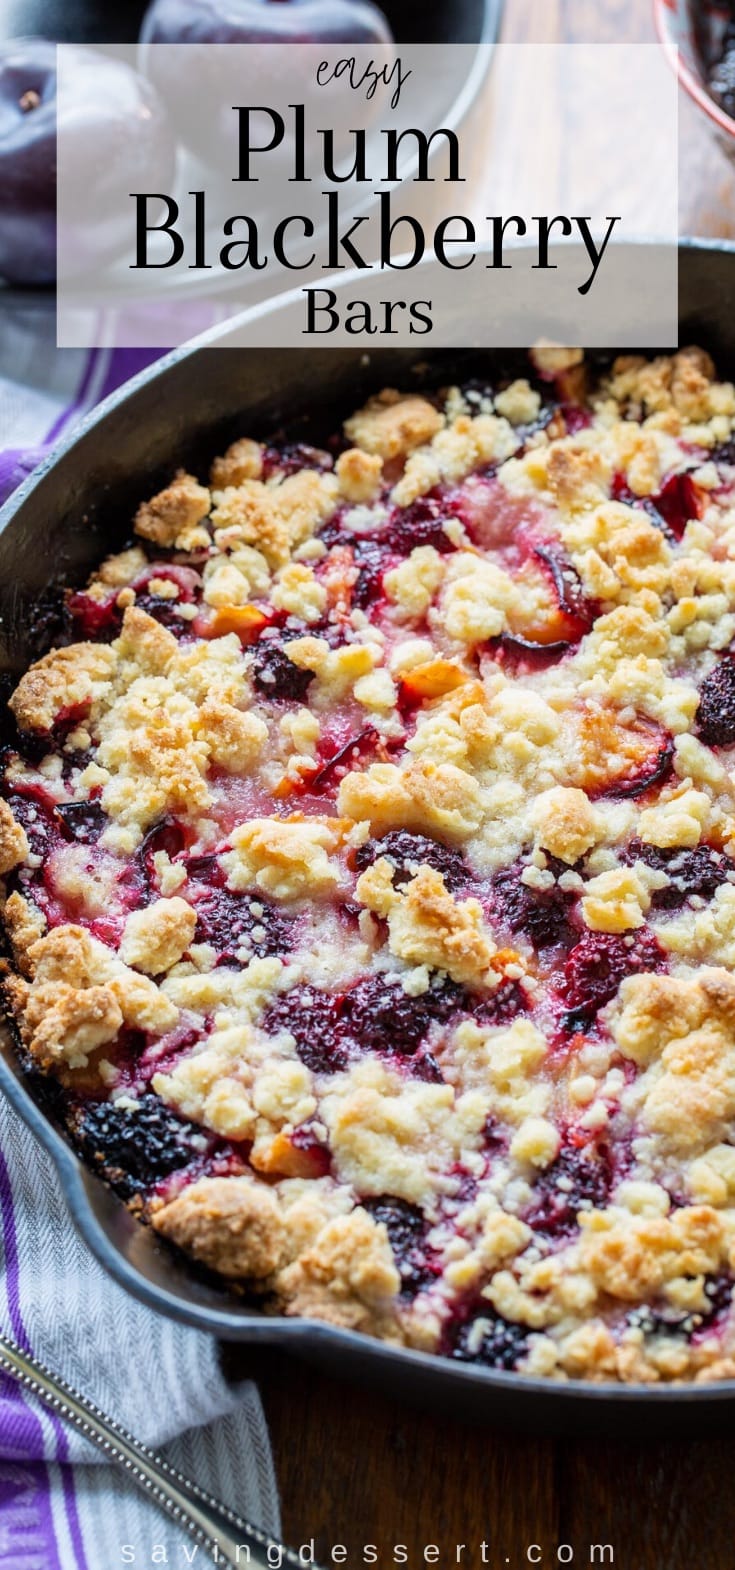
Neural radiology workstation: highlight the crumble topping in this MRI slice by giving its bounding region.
[152,1174,288,1278]
[119,897,198,976]
[134,470,211,551]
[343,391,444,460]
[7,349,735,1381]
[0,799,28,875]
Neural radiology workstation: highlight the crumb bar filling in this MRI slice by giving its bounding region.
[5,348,735,1382]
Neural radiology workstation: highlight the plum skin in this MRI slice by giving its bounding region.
[0,41,176,288]
[139,0,394,164]
[0,40,57,285]
[140,0,394,46]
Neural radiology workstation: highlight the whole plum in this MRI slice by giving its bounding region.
[140,0,393,46]
[0,40,56,284]
[139,0,394,171]
[0,41,176,287]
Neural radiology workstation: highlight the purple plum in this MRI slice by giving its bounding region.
[140,0,393,46]
[139,0,394,167]
[0,40,56,285]
[0,41,176,286]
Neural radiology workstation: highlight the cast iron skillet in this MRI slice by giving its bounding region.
[3,241,735,1434]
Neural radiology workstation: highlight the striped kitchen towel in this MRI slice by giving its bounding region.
[0,295,281,1569]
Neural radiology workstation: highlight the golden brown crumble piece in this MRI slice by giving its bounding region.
[134,470,211,550]
[210,438,264,489]
[276,1209,402,1335]
[356,861,499,989]
[1,891,46,974]
[579,1205,727,1304]
[7,926,178,1070]
[529,787,602,865]
[335,447,383,502]
[530,343,584,377]
[152,1176,287,1278]
[0,800,28,875]
[119,897,197,976]
[605,346,735,433]
[210,469,338,568]
[337,757,484,844]
[96,546,148,587]
[210,482,290,568]
[344,390,444,459]
[10,642,116,733]
[546,445,609,514]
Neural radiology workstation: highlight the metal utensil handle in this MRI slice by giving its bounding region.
[0,1331,305,1570]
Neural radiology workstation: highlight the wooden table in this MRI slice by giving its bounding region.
[244,5,735,1565]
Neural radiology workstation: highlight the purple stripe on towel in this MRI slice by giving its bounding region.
[95,346,162,402]
[0,1149,64,1570]
[44,346,103,445]
[0,1147,31,1356]
[51,1433,89,1570]
[0,1148,92,1570]
[0,1460,60,1570]
[0,1144,90,1570]
[0,347,165,510]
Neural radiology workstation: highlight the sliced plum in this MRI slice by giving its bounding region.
[385,492,459,557]
[487,632,575,670]
[595,733,674,801]
[307,725,379,793]
[532,545,596,638]
[67,586,123,641]
[136,816,187,896]
[287,1123,331,1179]
[409,1050,445,1083]
[491,546,595,668]
[351,537,390,610]
[611,470,702,543]
[579,710,675,802]
[261,442,334,480]
[54,799,108,844]
[450,475,546,553]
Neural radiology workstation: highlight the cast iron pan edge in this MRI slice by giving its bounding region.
[3,241,735,1431]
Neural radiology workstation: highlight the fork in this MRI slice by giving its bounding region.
[0,1328,315,1570]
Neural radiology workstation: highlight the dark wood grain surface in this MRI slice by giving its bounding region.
[243,1343,735,1568]
[245,5,735,1566]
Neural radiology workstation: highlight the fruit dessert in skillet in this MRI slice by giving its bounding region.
[5,345,735,1383]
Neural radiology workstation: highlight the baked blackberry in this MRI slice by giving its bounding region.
[71,1093,206,1197]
